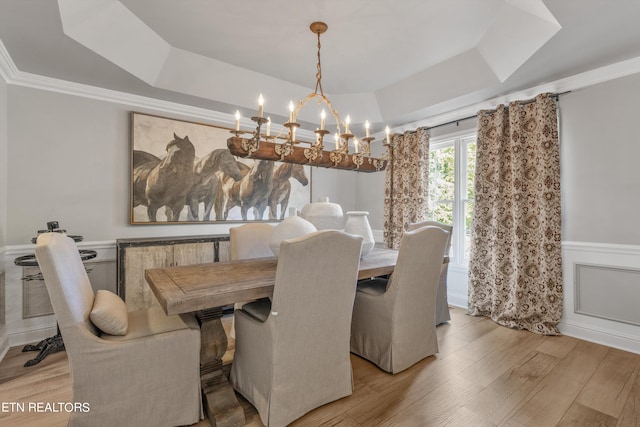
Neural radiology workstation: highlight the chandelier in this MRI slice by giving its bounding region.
[227,22,392,172]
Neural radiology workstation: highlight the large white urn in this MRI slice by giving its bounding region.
[269,208,317,257]
[300,197,344,230]
[344,211,375,257]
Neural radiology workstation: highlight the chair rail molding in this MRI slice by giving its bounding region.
[561,240,640,256]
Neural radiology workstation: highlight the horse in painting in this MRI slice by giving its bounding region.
[186,149,243,221]
[268,163,309,220]
[222,160,274,220]
[218,162,249,221]
[132,133,195,222]
[133,150,161,208]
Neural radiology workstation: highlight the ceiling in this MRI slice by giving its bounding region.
[1,0,640,134]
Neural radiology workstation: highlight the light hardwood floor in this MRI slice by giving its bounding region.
[2,307,640,426]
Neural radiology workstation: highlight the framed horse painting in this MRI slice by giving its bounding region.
[130,112,311,224]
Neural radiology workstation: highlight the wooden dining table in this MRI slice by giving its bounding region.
[145,247,399,427]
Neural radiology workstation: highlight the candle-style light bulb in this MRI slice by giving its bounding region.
[266,117,271,137]
[289,100,295,123]
[385,126,391,145]
[345,115,351,134]
[365,120,370,138]
[235,110,241,131]
[320,109,326,130]
[258,94,264,118]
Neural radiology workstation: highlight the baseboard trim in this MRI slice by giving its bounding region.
[8,325,58,348]
[559,319,640,355]
[447,294,468,310]
[0,332,9,363]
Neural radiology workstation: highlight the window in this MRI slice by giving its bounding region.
[428,132,476,265]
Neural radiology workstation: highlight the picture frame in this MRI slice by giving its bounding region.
[130,112,311,224]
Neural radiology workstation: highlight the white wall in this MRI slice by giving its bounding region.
[6,86,233,245]
[558,73,640,352]
[310,167,357,214]
[5,86,357,245]
[355,171,384,230]
[560,73,640,245]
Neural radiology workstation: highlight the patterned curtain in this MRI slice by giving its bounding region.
[468,93,562,335]
[383,128,430,249]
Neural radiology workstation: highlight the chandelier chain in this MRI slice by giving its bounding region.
[315,31,324,97]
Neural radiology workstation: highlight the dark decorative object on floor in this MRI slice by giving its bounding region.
[13,221,96,367]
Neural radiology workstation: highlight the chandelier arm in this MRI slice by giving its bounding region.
[294,93,345,135]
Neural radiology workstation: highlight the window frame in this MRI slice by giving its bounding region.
[428,130,476,267]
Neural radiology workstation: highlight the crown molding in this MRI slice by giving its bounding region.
[2,38,640,133]
[0,40,239,128]
[0,39,317,139]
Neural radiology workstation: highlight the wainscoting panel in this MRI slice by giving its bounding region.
[561,241,640,354]
[22,267,53,318]
[22,261,117,319]
[575,263,640,326]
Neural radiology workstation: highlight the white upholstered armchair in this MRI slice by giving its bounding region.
[230,230,363,426]
[350,226,448,374]
[35,232,202,427]
[408,220,453,325]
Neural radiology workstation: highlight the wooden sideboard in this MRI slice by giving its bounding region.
[116,235,230,311]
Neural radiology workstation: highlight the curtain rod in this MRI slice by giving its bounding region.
[415,91,570,132]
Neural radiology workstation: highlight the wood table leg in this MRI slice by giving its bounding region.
[197,308,245,427]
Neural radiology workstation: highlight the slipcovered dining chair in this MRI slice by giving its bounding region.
[229,223,275,338]
[350,226,448,374]
[408,220,453,325]
[230,230,363,427]
[35,232,202,427]
[229,223,275,260]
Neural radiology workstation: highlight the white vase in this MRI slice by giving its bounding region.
[300,197,344,230]
[269,208,317,257]
[344,211,375,257]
